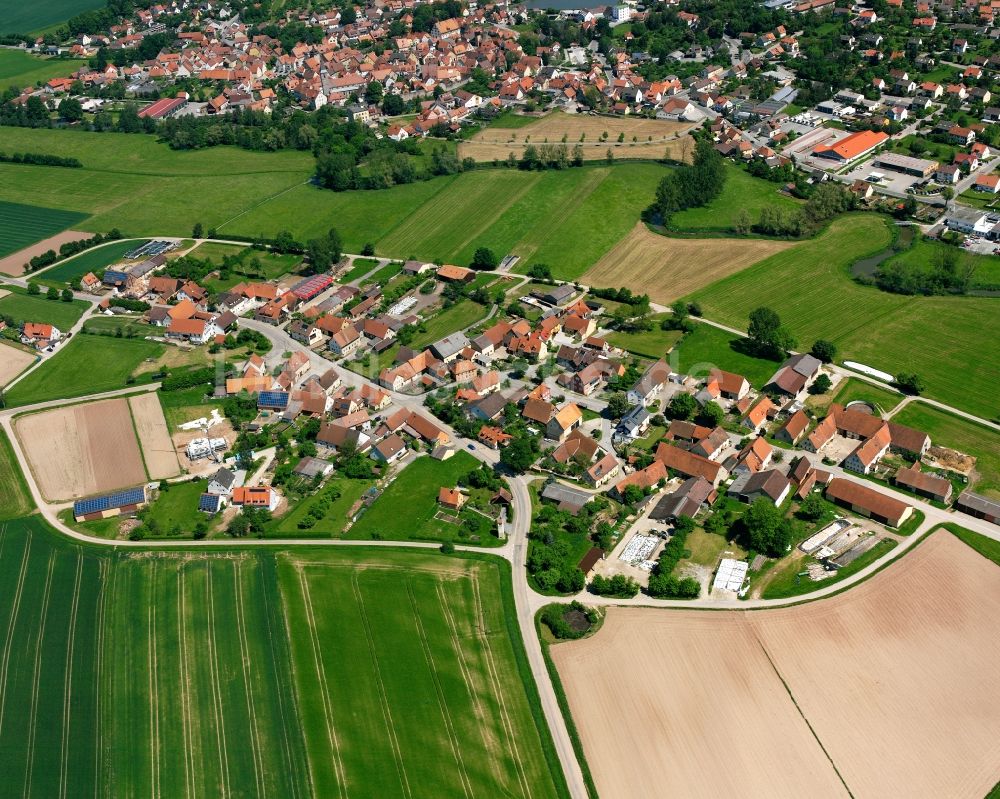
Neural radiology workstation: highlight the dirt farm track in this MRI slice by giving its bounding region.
[15,397,148,501]
[583,223,794,304]
[552,532,1000,799]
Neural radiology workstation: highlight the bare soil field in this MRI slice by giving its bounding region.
[552,532,1000,799]
[128,392,180,479]
[750,532,1000,799]
[460,112,694,162]
[0,231,91,276]
[552,531,1000,799]
[15,397,147,501]
[0,340,35,387]
[582,223,794,304]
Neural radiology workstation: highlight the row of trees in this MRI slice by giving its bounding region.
[647,139,727,224]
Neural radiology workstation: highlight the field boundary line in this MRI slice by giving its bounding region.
[214,179,310,233]
[369,173,461,252]
[445,172,542,261]
[94,559,114,799]
[233,561,265,798]
[296,568,347,797]
[405,578,473,799]
[472,575,531,798]
[260,559,309,799]
[126,396,152,481]
[147,597,161,799]
[177,567,196,799]
[205,566,232,799]
[0,530,32,736]
[750,620,856,798]
[22,550,55,798]
[514,168,607,264]
[59,553,84,799]
[350,572,412,799]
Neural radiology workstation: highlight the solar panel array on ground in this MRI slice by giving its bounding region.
[291,274,334,300]
[73,486,146,516]
[125,240,172,259]
[198,493,222,513]
[258,391,289,409]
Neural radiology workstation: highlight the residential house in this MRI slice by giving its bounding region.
[764,353,822,401]
[654,442,726,486]
[649,477,716,521]
[775,409,810,445]
[730,469,791,506]
[741,396,777,434]
[627,359,671,406]
[545,403,583,441]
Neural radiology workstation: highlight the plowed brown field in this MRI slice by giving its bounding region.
[128,392,179,479]
[15,397,147,501]
[0,341,35,387]
[582,222,794,304]
[552,532,1000,799]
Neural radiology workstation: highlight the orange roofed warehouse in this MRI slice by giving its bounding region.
[813,130,889,163]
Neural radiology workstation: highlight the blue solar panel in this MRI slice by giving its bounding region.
[103,270,128,284]
[199,493,221,513]
[73,486,146,516]
[258,391,289,409]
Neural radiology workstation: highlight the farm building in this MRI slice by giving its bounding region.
[73,486,148,522]
[956,491,1000,524]
[578,547,605,576]
[541,481,593,515]
[825,478,912,527]
[138,95,187,119]
[291,274,335,301]
[894,463,953,503]
[649,477,716,521]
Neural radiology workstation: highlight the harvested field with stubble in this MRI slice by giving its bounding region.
[15,397,147,501]
[552,531,1000,799]
[459,111,694,162]
[582,223,794,304]
[0,341,35,387]
[128,392,180,480]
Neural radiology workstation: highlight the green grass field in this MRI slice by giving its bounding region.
[0,429,33,519]
[0,129,665,279]
[880,236,1000,290]
[0,51,87,89]
[670,163,801,233]
[606,316,683,359]
[141,480,207,534]
[890,403,1000,498]
[0,284,88,329]
[831,377,901,414]
[670,322,781,388]
[0,200,88,258]
[4,334,163,407]
[351,452,501,545]
[0,515,564,798]
[411,300,490,348]
[274,477,375,536]
[688,215,1000,419]
[33,239,142,288]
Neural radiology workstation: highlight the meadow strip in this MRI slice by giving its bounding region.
[59,553,84,799]
[296,568,346,796]
[22,552,56,796]
[350,571,413,798]
[233,561,266,798]
[204,566,231,798]
[472,576,530,798]
[0,531,32,737]
[405,579,474,799]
